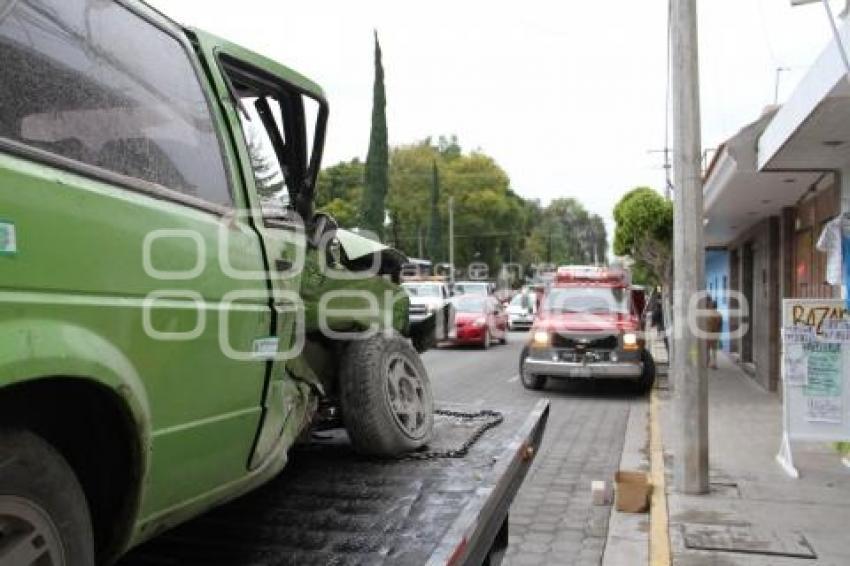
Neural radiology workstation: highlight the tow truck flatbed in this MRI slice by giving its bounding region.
[119,400,549,566]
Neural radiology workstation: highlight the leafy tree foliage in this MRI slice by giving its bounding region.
[613,187,673,286]
[315,136,607,282]
[524,199,608,267]
[427,160,443,262]
[315,158,364,228]
[360,31,389,239]
[246,131,284,197]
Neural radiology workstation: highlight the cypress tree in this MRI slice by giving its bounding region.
[427,160,443,262]
[361,31,389,240]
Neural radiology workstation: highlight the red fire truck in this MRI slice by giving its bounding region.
[519,266,655,392]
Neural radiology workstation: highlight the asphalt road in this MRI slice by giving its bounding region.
[424,332,638,566]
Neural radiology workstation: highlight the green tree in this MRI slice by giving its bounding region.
[524,199,607,267]
[360,31,389,240]
[427,160,443,262]
[246,132,284,197]
[613,187,673,287]
[386,139,532,273]
[318,136,604,284]
[315,158,364,227]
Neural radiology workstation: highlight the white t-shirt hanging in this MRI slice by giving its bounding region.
[816,217,843,286]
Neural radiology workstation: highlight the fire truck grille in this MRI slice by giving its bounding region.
[552,334,618,350]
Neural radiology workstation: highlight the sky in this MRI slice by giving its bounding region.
[150,0,842,242]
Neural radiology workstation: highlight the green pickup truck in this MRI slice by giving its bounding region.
[0,1,438,564]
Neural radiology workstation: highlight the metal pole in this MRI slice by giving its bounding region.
[448,196,455,285]
[820,0,850,75]
[671,0,709,494]
[774,67,790,105]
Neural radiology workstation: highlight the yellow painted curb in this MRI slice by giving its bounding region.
[649,388,671,566]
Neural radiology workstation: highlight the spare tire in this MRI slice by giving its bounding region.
[0,428,95,566]
[339,333,435,455]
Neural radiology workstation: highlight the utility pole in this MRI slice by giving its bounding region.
[448,196,455,285]
[671,0,709,494]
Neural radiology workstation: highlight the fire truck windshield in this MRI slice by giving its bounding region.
[543,287,629,314]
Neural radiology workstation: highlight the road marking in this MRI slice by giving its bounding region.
[650,388,671,566]
[507,374,519,383]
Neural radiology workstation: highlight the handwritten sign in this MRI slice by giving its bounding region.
[782,326,817,344]
[780,299,850,477]
[803,343,843,425]
[788,304,848,335]
[805,343,842,397]
[806,398,843,424]
[823,320,850,343]
[784,344,808,386]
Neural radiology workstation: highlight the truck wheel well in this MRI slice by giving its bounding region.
[0,377,141,563]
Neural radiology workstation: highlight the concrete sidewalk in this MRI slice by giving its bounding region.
[659,353,850,565]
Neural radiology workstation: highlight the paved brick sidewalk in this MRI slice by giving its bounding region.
[503,390,634,566]
[661,353,850,565]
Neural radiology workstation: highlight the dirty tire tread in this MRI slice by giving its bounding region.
[519,347,546,390]
[340,334,434,456]
[0,428,95,566]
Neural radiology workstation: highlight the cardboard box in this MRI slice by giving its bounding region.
[615,471,651,513]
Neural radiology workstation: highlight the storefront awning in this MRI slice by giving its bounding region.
[759,16,850,172]
[703,111,820,246]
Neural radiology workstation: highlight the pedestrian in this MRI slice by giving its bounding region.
[647,287,669,355]
[704,297,723,369]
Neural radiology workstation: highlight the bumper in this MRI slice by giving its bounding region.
[447,326,485,344]
[508,317,534,328]
[524,358,643,379]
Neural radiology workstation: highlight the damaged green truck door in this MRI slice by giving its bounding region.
[0,1,329,563]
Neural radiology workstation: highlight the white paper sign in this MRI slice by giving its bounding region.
[783,326,816,344]
[824,320,850,343]
[806,397,843,424]
[784,343,808,386]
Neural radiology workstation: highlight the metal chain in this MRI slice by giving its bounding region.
[396,408,504,461]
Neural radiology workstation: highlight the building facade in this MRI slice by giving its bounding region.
[702,17,850,391]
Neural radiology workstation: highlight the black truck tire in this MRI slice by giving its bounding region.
[636,350,657,394]
[340,333,435,455]
[519,347,546,391]
[0,429,95,566]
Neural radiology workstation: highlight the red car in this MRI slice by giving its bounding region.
[447,295,508,349]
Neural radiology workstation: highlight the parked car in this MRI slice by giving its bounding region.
[519,266,655,392]
[402,280,455,341]
[448,295,508,349]
[507,292,537,331]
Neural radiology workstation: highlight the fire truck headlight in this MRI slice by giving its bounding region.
[532,331,550,347]
[623,332,639,351]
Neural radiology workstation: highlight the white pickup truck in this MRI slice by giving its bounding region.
[402,280,455,342]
